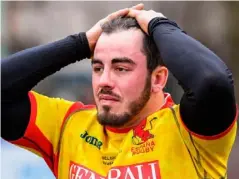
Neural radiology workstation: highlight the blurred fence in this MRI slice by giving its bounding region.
[1,1,239,179]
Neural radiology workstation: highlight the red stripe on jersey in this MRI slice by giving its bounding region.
[12,92,54,172]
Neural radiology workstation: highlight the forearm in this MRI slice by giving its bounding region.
[149,18,236,135]
[1,32,91,141]
[2,32,91,96]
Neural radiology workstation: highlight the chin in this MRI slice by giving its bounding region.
[97,110,132,127]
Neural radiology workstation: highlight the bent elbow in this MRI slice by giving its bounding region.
[197,68,235,103]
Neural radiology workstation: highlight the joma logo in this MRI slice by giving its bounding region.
[80,131,103,149]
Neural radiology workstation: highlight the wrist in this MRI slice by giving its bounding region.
[148,17,180,36]
[86,31,95,53]
[77,32,92,59]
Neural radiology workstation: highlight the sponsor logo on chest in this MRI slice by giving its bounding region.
[80,131,103,150]
[69,161,161,179]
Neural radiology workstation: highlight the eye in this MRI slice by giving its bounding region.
[93,67,103,73]
[115,67,128,72]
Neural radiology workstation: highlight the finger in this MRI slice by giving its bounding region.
[131,3,144,10]
[107,8,129,20]
[127,9,141,18]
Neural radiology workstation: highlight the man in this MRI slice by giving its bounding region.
[2,4,238,179]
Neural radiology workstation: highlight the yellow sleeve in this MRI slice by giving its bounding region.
[10,91,84,175]
[172,105,237,179]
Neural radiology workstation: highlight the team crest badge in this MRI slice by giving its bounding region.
[131,117,157,155]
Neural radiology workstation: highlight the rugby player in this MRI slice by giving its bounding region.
[2,4,238,179]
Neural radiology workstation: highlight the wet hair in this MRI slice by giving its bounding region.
[101,17,164,74]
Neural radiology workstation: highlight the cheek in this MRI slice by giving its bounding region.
[121,74,147,99]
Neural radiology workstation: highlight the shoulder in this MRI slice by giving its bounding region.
[63,103,97,128]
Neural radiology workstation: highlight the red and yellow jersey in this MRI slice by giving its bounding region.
[10,91,237,179]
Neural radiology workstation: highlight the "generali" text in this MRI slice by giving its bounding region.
[69,160,161,179]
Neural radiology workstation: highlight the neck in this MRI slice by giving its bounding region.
[123,91,165,128]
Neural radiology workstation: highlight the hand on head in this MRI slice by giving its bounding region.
[86,3,144,53]
[86,3,166,53]
[127,8,166,35]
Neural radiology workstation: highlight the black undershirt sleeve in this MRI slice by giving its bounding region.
[1,33,91,141]
[148,18,237,136]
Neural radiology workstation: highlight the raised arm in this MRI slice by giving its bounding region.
[1,33,91,141]
[149,17,237,136]
[1,7,137,141]
[128,9,237,136]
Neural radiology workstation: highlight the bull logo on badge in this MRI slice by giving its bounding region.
[132,117,156,145]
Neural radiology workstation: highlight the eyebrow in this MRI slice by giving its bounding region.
[91,59,103,65]
[112,57,136,65]
[91,57,136,66]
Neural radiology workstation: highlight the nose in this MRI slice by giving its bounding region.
[99,69,115,88]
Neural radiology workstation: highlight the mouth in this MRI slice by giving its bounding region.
[98,94,120,103]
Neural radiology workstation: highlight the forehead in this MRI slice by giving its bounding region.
[94,29,146,64]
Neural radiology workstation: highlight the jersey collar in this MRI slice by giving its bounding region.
[105,93,175,134]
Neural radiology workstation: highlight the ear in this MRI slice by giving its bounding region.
[151,66,168,93]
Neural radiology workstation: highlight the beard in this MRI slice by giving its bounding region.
[96,74,151,127]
